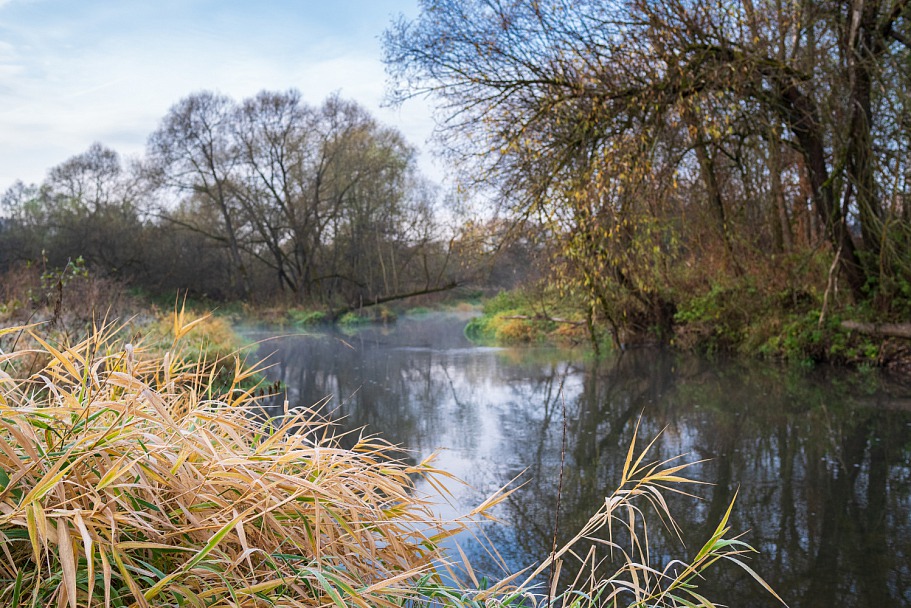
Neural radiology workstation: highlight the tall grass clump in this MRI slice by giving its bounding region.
[513,429,786,607]
[0,318,470,607]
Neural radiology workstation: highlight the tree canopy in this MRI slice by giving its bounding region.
[1,90,466,310]
[385,0,911,341]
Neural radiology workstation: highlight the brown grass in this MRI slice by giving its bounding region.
[0,317,472,607]
[503,426,787,607]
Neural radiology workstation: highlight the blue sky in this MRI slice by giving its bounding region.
[0,0,437,189]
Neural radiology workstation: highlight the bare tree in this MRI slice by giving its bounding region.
[146,92,252,299]
[231,91,446,307]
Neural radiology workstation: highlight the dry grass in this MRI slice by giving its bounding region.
[504,427,787,608]
[0,316,471,607]
[0,263,133,331]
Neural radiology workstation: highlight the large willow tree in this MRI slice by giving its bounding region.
[385,0,911,336]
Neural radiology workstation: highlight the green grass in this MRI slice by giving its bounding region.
[464,290,586,346]
[288,308,329,326]
[337,306,397,327]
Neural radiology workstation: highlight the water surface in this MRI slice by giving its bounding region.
[248,313,911,607]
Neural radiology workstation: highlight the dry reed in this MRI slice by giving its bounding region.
[0,316,467,607]
[472,427,788,608]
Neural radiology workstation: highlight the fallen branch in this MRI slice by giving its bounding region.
[330,282,459,322]
[841,320,911,340]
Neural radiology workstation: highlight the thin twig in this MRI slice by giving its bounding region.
[546,389,568,607]
[819,240,842,329]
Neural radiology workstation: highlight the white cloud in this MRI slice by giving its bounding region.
[0,0,442,189]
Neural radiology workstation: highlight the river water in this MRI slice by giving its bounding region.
[247,312,911,607]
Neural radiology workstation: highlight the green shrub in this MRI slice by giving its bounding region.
[674,280,766,353]
[289,308,328,326]
[755,309,882,365]
[481,290,530,315]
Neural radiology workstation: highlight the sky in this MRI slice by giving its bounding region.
[0,0,438,190]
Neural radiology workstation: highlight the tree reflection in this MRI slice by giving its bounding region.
[482,354,911,606]
[252,319,911,607]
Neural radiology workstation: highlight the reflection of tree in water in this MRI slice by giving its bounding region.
[257,333,453,462]
[670,363,911,607]
[252,322,911,607]
[465,350,683,587]
[468,353,911,607]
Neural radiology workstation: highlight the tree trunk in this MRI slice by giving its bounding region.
[775,82,867,298]
[329,281,459,322]
[846,0,889,267]
[768,124,793,252]
[841,320,911,339]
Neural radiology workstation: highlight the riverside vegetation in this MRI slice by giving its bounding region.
[463,284,909,368]
[384,0,911,368]
[3,1,911,366]
[0,307,784,607]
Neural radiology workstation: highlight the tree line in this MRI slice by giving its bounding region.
[385,0,911,344]
[0,90,472,311]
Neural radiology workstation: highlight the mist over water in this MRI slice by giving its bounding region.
[247,313,911,607]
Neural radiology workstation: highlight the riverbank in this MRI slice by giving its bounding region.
[0,320,473,606]
[462,287,911,370]
[1,258,906,371]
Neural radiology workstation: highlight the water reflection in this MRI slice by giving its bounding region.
[248,313,911,607]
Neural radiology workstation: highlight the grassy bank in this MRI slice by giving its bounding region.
[249,292,484,330]
[0,320,469,607]
[0,263,252,374]
[465,285,911,368]
[464,291,589,347]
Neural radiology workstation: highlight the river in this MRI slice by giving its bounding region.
[246,312,911,607]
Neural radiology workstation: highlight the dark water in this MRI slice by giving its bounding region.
[247,313,911,607]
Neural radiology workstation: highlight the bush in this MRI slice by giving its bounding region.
[480,290,530,315]
[760,310,881,365]
[337,306,397,327]
[0,260,133,329]
[674,279,771,353]
[288,308,328,326]
[465,290,543,344]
